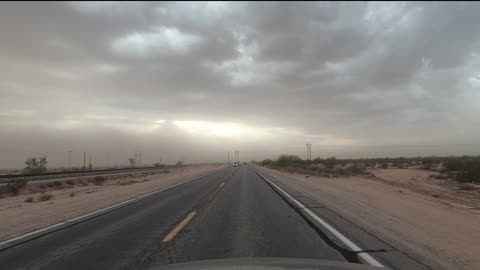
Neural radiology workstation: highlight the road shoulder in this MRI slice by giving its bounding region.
[256,166,480,270]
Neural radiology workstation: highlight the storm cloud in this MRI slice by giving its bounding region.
[1,2,480,168]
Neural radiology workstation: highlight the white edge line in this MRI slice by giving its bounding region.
[0,170,219,248]
[254,169,385,268]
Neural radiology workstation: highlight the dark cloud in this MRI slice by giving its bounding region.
[1,2,480,168]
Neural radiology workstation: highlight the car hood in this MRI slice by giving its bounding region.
[151,257,386,270]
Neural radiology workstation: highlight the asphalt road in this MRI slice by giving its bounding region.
[0,165,430,270]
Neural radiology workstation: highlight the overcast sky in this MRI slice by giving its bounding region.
[1,2,480,168]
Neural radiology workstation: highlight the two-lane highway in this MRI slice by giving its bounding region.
[0,165,429,270]
[150,165,348,266]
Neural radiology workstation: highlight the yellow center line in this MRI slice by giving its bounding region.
[162,211,197,242]
[163,180,226,242]
[208,182,225,201]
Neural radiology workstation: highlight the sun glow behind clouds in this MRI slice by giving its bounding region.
[112,27,203,57]
[173,120,246,138]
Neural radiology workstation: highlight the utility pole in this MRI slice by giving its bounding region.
[89,155,92,170]
[228,152,230,165]
[139,152,142,167]
[83,152,86,171]
[68,150,72,169]
[134,152,137,167]
[306,142,312,160]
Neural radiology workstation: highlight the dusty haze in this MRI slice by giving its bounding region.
[1,2,480,168]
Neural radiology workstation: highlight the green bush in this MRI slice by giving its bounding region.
[444,158,465,171]
[1,180,27,195]
[276,155,302,167]
[349,163,367,175]
[24,156,47,174]
[444,156,480,182]
[261,159,273,166]
[93,176,106,185]
[323,157,337,168]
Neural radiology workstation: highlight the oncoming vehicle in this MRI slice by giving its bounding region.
[232,162,240,167]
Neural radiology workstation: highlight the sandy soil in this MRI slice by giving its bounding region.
[371,168,480,209]
[0,165,223,242]
[259,166,480,270]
